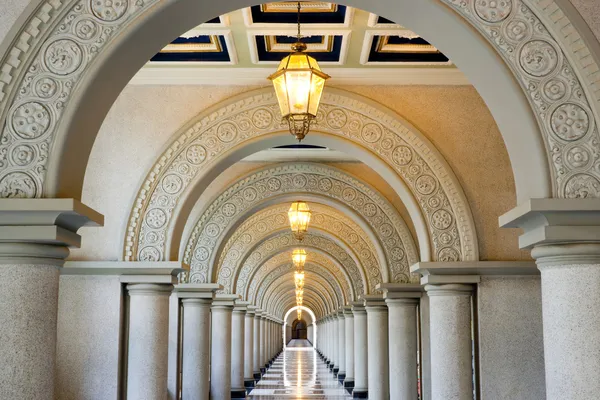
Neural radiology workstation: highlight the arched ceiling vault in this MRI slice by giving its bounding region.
[262,276,339,317]
[270,286,328,319]
[124,88,477,266]
[246,253,353,305]
[255,265,346,311]
[180,163,420,286]
[214,202,387,295]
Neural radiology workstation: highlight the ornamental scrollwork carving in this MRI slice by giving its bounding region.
[439,0,600,198]
[182,164,417,286]
[215,203,387,295]
[123,89,472,265]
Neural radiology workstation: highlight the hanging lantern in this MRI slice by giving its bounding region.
[294,270,305,289]
[268,2,330,142]
[288,201,311,241]
[292,248,307,269]
[297,309,302,320]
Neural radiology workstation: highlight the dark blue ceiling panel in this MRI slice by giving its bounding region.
[367,35,449,63]
[250,4,347,24]
[151,35,230,62]
[255,35,342,62]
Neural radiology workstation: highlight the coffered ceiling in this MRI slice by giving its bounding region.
[130,2,468,85]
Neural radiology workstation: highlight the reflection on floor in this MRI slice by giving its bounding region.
[248,339,352,399]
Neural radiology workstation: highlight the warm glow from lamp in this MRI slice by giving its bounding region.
[292,248,307,269]
[294,271,305,289]
[288,201,311,241]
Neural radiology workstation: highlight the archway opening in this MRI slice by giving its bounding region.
[284,306,317,348]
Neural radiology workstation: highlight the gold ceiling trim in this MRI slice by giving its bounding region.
[160,35,222,53]
[265,35,333,53]
[376,36,439,54]
[261,2,338,13]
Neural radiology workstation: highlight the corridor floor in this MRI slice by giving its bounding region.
[248,339,352,399]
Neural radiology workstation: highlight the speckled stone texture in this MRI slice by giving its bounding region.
[387,299,419,400]
[353,309,368,393]
[366,307,389,400]
[0,263,59,400]
[478,276,545,400]
[427,284,473,400]
[55,275,123,400]
[540,264,600,400]
[126,284,172,400]
[231,309,246,391]
[211,305,233,400]
[181,299,211,400]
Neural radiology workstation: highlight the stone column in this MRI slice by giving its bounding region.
[231,301,247,399]
[352,303,368,398]
[174,284,221,400]
[426,284,473,400]
[0,199,101,400]
[244,306,257,390]
[260,315,267,373]
[126,283,173,400]
[378,283,422,400]
[364,295,389,400]
[253,310,263,379]
[500,200,600,400]
[343,306,355,392]
[210,294,239,400]
[337,311,346,383]
[265,318,271,368]
[331,314,339,374]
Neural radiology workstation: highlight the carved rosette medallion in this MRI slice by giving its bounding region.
[474,0,512,23]
[44,39,84,76]
[91,0,128,22]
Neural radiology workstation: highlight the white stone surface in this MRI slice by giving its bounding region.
[253,312,261,374]
[386,298,419,400]
[344,311,355,381]
[181,299,212,400]
[56,275,122,400]
[427,284,473,400]
[0,263,59,400]
[366,305,389,400]
[337,314,346,375]
[478,276,545,400]
[231,307,246,391]
[211,304,233,400]
[244,311,255,380]
[353,306,368,394]
[126,283,172,400]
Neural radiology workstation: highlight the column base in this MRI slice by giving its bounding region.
[353,389,368,398]
[337,372,346,384]
[260,367,266,374]
[231,389,247,399]
[244,379,255,390]
[333,367,339,375]
[253,372,262,381]
[344,379,355,394]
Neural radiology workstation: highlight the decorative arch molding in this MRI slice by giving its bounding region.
[181,163,419,286]
[246,254,354,306]
[123,89,474,265]
[260,273,341,315]
[230,231,372,294]
[214,202,397,292]
[265,279,335,317]
[284,300,324,321]
[284,306,316,326]
[253,263,347,309]
[0,0,599,204]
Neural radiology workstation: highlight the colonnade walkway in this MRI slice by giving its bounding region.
[248,339,351,399]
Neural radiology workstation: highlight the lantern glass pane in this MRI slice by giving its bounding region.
[308,74,326,117]
[288,53,311,69]
[284,70,311,114]
[272,74,290,116]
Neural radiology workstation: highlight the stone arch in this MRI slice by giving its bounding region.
[229,231,371,294]
[245,254,354,306]
[180,163,420,285]
[213,202,399,292]
[0,0,598,208]
[265,278,335,317]
[123,88,475,265]
[253,262,347,309]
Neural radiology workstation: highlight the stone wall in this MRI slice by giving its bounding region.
[477,276,545,400]
[55,275,124,400]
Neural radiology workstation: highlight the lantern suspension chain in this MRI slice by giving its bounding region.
[297,1,301,41]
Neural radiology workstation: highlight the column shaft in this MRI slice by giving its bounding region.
[338,314,346,381]
[210,305,233,400]
[230,307,246,398]
[387,299,419,400]
[344,310,355,390]
[244,311,255,387]
[427,284,473,400]
[253,313,262,378]
[353,307,368,397]
[181,299,211,400]
[127,284,172,400]
[366,304,389,400]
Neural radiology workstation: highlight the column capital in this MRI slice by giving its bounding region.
[212,293,240,308]
[424,283,473,296]
[410,261,538,285]
[255,309,263,317]
[342,305,354,316]
[64,261,185,284]
[174,283,222,299]
[246,305,258,316]
[0,198,103,248]
[360,294,387,309]
[376,283,423,299]
[126,283,173,296]
[234,300,250,313]
[500,198,600,249]
[351,301,366,314]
